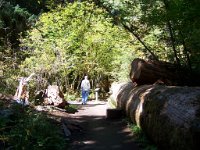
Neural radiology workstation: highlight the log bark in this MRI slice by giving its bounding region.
[130,58,180,85]
[116,82,200,150]
[129,58,200,86]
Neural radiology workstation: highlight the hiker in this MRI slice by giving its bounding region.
[81,76,90,105]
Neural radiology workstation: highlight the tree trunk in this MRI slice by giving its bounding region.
[179,31,192,71]
[122,23,158,61]
[166,21,181,66]
[116,82,200,150]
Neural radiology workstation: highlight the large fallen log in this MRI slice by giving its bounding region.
[116,82,200,150]
[129,58,195,86]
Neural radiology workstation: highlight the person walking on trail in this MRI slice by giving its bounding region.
[81,76,90,105]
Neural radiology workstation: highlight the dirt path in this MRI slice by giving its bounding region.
[68,100,140,150]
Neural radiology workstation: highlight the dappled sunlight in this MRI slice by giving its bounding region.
[135,87,154,127]
[83,140,97,145]
[92,126,105,131]
[69,115,138,150]
[68,102,139,150]
[117,127,133,136]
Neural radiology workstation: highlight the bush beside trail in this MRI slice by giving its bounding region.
[0,100,68,150]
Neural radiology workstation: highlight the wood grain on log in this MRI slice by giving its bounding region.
[106,108,124,119]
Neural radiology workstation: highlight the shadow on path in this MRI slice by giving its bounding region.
[68,102,140,150]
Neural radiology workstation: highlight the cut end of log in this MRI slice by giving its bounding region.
[106,108,124,119]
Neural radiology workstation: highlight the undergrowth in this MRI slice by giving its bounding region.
[65,104,78,114]
[124,118,158,150]
[0,103,68,150]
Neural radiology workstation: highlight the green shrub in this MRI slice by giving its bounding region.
[65,104,78,114]
[0,104,68,150]
[65,93,77,101]
[128,123,157,150]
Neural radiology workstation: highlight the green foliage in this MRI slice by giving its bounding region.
[128,122,157,150]
[65,104,78,113]
[8,0,47,14]
[65,93,76,101]
[0,1,37,94]
[20,1,136,91]
[0,1,35,46]
[100,0,200,72]
[0,104,67,150]
[129,123,142,137]
[140,0,200,69]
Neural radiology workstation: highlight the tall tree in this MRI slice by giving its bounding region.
[96,0,200,72]
[20,1,137,91]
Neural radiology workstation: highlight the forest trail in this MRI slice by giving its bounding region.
[68,100,140,150]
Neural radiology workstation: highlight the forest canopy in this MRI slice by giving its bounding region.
[99,0,200,70]
[20,1,137,90]
[1,0,200,94]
